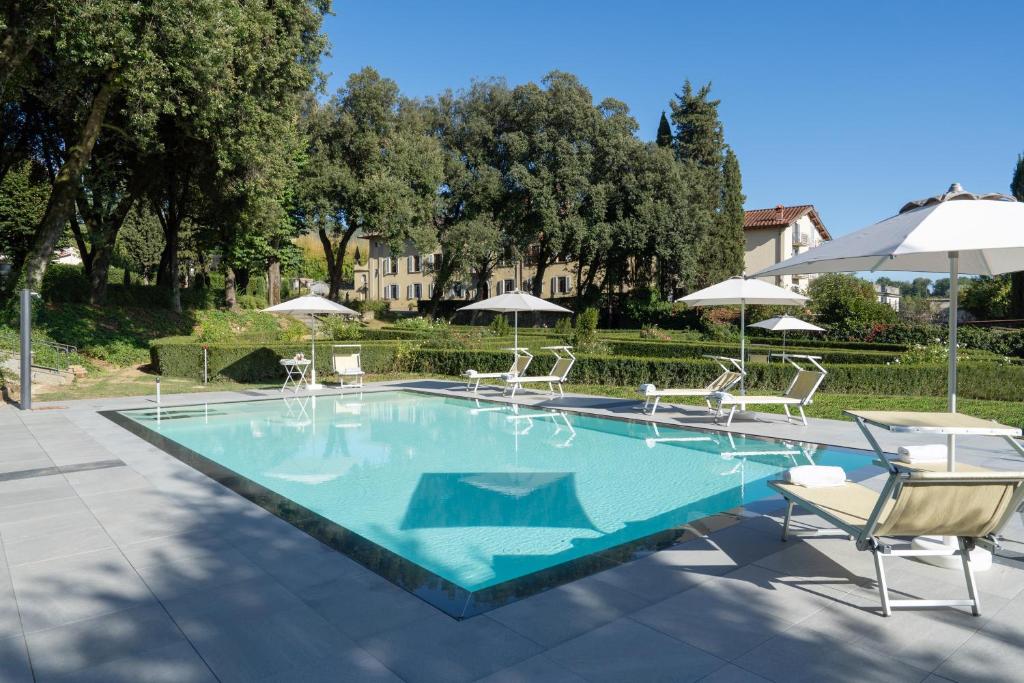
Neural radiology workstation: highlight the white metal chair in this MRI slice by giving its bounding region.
[462,348,533,393]
[639,355,745,415]
[713,354,827,426]
[332,344,365,389]
[502,346,576,398]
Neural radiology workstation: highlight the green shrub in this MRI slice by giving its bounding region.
[318,317,363,341]
[40,264,89,304]
[489,314,510,337]
[553,317,573,343]
[639,324,671,341]
[151,339,402,382]
[193,310,306,344]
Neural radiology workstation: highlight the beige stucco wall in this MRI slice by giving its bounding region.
[365,239,577,311]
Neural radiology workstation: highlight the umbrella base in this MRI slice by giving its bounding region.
[307,383,324,390]
[911,535,992,572]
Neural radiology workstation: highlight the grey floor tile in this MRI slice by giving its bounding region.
[174,600,363,683]
[590,536,740,602]
[233,539,358,593]
[752,538,876,593]
[0,476,78,509]
[632,564,844,661]
[545,618,725,683]
[10,547,157,632]
[698,664,770,682]
[0,496,89,526]
[0,557,23,639]
[254,647,402,683]
[62,467,151,496]
[134,545,269,601]
[734,626,931,683]
[0,635,33,682]
[475,654,588,683]
[488,573,649,647]
[24,604,187,681]
[360,612,542,683]
[297,570,439,641]
[3,522,115,566]
[46,642,217,683]
[934,593,1024,683]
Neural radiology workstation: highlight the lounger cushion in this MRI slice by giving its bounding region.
[771,480,890,532]
[506,375,562,383]
[718,395,801,406]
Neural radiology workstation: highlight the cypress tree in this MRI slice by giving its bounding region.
[668,81,735,288]
[655,112,673,148]
[1011,154,1024,316]
[718,148,746,278]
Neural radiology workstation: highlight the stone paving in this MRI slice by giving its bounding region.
[0,380,1021,682]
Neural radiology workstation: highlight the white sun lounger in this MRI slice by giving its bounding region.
[713,354,826,426]
[332,344,365,389]
[462,348,533,393]
[503,346,575,398]
[639,355,744,415]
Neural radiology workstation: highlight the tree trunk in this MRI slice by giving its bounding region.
[167,225,181,312]
[1012,272,1024,319]
[427,253,458,317]
[318,227,353,300]
[123,267,130,287]
[235,267,250,294]
[89,241,115,305]
[267,257,281,306]
[25,74,115,291]
[224,265,237,310]
[68,214,94,281]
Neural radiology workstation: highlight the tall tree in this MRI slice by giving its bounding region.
[296,68,443,300]
[668,81,734,289]
[1011,153,1024,317]
[655,111,673,148]
[503,71,604,296]
[426,80,511,313]
[716,147,745,279]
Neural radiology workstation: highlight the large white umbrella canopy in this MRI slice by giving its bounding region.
[264,295,358,388]
[750,315,824,360]
[678,277,808,395]
[755,183,1024,464]
[459,290,572,349]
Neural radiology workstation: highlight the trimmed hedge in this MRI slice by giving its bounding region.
[151,340,405,382]
[151,339,1024,401]
[407,348,1024,401]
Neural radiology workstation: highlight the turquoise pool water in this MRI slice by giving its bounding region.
[118,391,868,593]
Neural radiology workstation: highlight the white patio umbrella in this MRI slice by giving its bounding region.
[749,315,824,361]
[264,295,358,389]
[458,290,572,349]
[755,183,1024,571]
[678,277,808,395]
[755,182,1024,434]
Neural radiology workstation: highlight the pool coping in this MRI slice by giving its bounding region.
[99,388,878,620]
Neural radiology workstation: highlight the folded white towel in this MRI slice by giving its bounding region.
[463,369,478,377]
[785,465,847,488]
[639,383,656,394]
[501,372,516,381]
[896,444,948,463]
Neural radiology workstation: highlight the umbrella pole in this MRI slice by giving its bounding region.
[514,311,518,351]
[309,315,322,390]
[947,252,959,469]
[739,302,746,399]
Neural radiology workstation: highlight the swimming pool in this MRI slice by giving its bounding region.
[107,390,870,617]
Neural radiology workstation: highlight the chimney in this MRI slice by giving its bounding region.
[775,204,785,222]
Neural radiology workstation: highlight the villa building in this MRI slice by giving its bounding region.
[359,203,832,310]
[744,204,831,292]
[875,283,902,311]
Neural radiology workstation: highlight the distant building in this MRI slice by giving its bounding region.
[875,284,901,311]
[744,204,831,292]
[363,237,577,311]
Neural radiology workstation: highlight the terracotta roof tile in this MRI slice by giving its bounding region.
[743,204,831,240]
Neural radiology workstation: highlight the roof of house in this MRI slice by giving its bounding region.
[743,204,831,240]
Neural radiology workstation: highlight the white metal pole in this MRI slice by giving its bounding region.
[514,311,518,350]
[739,301,746,397]
[19,288,31,410]
[947,252,959,471]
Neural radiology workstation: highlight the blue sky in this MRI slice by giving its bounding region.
[322,1,1022,269]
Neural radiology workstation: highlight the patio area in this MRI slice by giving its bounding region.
[0,380,1021,682]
